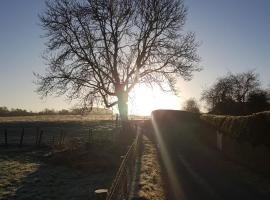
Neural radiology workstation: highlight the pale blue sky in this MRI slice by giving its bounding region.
[0,0,269,114]
[180,0,270,105]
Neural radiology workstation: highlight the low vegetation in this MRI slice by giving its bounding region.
[134,135,166,200]
[201,111,270,147]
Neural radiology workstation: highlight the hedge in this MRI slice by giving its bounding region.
[200,111,270,148]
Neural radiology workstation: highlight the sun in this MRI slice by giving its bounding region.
[129,84,180,116]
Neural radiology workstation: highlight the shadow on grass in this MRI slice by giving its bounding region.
[131,121,169,200]
[146,134,174,200]
[0,142,124,200]
[130,136,143,199]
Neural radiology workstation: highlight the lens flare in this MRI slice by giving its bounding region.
[151,114,187,200]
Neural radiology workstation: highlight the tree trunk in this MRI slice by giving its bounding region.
[117,91,128,122]
[117,90,131,145]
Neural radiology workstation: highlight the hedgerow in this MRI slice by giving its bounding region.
[200,111,270,148]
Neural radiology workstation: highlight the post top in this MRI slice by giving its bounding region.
[95,189,108,194]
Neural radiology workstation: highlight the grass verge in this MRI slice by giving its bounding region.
[133,135,166,200]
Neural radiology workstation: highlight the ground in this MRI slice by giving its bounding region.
[132,135,166,200]
[0,118,118,146]
[152,111,270,200]
[0,116,129,200]
[3,113,270,200]
[0,143,123,200]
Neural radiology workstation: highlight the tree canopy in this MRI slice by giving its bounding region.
[201,71,260,110]
[182,98,200,113]
[201,71,270,115]
[36,0,200,120]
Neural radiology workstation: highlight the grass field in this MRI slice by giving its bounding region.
[0,115,120,147]
[0,115,134,200]
[0,114,150,123]
[0,114,148,147]
[0,143,124,200]
[0,114,115,123]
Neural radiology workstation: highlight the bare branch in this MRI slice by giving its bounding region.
[36,0,200,119]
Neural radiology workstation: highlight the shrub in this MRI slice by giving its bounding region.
[200,111,270,148]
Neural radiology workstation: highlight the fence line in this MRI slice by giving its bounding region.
[106,124,142,200]
[0,126,119,147]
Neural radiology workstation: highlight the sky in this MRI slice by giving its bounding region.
[0,0,269,115]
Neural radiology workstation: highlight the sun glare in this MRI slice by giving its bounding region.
[129,85,180,116]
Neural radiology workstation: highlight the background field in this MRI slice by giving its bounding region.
[0,115,120,147]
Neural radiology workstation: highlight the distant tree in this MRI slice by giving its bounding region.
[182,98,200,113]
[70,108,84,115]
[248,89,268,104]
[201,71,260,113]
[267,83,270,102]
[0,107,9,116]
[10,108,29,116]
[39,108,57,115]
[230,71,260,102]
[201,76,234,110]
[36,0,200,122]
[59,109,70,115]
[248,89,270,113]
[0,107,36,117]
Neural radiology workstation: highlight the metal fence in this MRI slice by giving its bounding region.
[106,124,142,200]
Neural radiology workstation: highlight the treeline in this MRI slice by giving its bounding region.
[0,107,113,117]
[201,70,270,115]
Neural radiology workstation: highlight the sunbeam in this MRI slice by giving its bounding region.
[151,114,187,200]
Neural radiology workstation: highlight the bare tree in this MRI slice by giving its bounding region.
[36,0,200,121]
[201,76,234,110]
[201,71,260,112]
[230,71,260,102]
[182,98,200,113]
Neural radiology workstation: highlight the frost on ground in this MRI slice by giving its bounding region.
[0,154,39,199]
[0,144,123,200]
[133,135,166,200]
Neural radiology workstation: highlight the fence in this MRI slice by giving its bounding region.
[0,121,119,148]
[105,124,142,200]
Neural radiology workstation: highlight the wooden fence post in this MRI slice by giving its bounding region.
[35,127,40,145]
[217,130,222,151]
[4,129,8,147]
[62,130,66,145]
[59,129,65,145]
[60,129,63,145]
[38,130,43,147]
[58,130,61,145]
[88,128,93,144]
[52,136,55,146]
[94,189,108,200]
[19,128,25,147]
